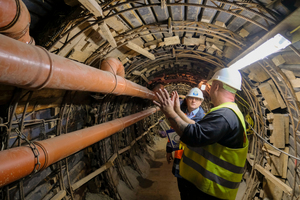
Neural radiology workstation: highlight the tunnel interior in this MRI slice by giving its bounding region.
[1,0,300,199]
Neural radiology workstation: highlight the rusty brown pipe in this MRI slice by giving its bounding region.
[0,0,34,44]
[0,107,160,187]
[100,57,126,78]
[152,84,165,93]
[0,34,156,100]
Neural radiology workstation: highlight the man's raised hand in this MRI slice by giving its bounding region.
[153,89,175,115]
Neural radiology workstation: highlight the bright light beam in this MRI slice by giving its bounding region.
[229,34,291,71]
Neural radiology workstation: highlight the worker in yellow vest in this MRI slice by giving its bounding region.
[154,68,248,200]
[166,88,205,198]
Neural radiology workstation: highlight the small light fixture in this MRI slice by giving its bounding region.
[229,34,291,71]
[201,84,206,90]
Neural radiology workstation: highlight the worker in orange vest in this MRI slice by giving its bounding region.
[166,87,205,197]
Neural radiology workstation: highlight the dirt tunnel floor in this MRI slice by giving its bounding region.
[136,136,181,200]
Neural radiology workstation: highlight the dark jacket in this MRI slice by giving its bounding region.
[166,104,205,177]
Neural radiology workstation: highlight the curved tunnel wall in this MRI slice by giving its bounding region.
[1,0,300,200]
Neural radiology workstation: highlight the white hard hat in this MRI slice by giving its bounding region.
[207,68,242,91]
[186,87,204,100]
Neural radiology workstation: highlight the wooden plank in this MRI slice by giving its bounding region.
[282,181,292,200]
[279,64,300,77]
[247,63,270,82]
[139,29,155,42]
[262,144,281,157]
[267,80,286,109]
[291,78,300,88]
[182,37,202,46]
[239,28,249,38]
[158,41,165,47]
[260,189,264,198]
[255,164,292,196]
[246,154,254,166]
[258,82,281,110]
[99,22,117,48]
[69,50,92,62]
[270,114,285,148]
[164,36,180,46]
[267,113,274,121]
[199,35,206,44]
[266,155,271,165]
[282,69,296,80]
[206,37,225,46]
[141,74,150,83]
[78,0,103,17]
[211,44,223,51]
[50,22,97,57]
[263,178,283,200]
[126,41,155,60]
[16,97,63,114]
[296,91,300,101]
[223,46,239,59]
[272,55,286,66]
[215,50,223,58]
[197,44,206,51]
[144,39,162,47]
[104,15,127,34]
[71,154,117,190]
[284,114,290,144]
[50,190,66,200]
[69,27,105,62]
[118,146,131,154]
[282,147,289,179]
[214,21,226,28]
[271,155,282,176]
[206,46,216,54]
[130,38,144,48]
[105,49,126,60]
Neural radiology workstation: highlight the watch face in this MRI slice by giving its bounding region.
[174,135,180,143]
[166,130,180,150]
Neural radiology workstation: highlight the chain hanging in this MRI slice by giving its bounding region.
[15,128,41,173]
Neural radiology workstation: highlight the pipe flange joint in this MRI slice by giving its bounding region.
[34,46,54,90]
[0,0,21,32]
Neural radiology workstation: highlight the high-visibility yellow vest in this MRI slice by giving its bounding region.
[179,102,248,200]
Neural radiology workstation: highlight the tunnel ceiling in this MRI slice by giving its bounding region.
[31,0,298,91]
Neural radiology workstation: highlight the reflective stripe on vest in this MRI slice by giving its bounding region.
[179,102,248,200]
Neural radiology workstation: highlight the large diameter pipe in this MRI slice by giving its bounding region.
[0,0,34,44]
[100,57,126,78]
[0,34,156,100]
[0,107,160,187]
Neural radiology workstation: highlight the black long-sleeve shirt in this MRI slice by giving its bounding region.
[181,107,244,149]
